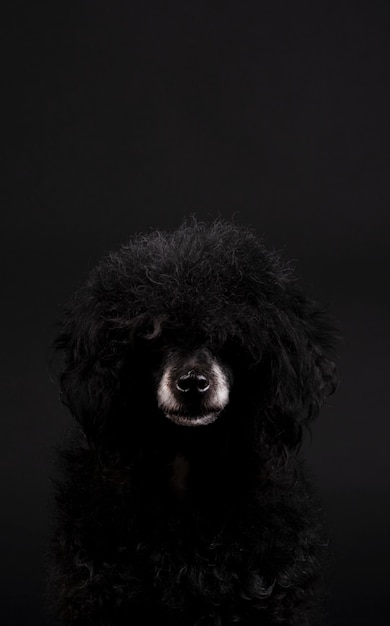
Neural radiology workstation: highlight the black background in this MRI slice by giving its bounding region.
[2,1,389,625]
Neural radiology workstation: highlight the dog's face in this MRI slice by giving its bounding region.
[156,347,233,427]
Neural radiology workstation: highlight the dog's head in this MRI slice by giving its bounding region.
[55,220,338,450]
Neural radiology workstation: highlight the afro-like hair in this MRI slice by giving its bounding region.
[50,219,338,626]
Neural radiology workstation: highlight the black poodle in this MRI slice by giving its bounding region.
[50,219,337,625]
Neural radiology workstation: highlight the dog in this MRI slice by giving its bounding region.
[49,219,337,625]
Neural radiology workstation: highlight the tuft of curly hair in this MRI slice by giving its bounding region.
[49,219,338,625]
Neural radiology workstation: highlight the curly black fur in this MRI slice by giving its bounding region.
[49,219,337,625]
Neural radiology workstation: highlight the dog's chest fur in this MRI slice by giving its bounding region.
[170,453,190,495]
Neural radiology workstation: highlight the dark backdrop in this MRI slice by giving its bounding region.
[2,1,389,625]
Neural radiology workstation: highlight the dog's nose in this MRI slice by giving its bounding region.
[176,371,210,394]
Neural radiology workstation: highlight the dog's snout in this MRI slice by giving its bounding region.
[157,350,231,426]
[176,371,210,394]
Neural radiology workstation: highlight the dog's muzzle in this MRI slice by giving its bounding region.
[157,349,232,427]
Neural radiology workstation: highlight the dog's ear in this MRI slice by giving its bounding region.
[54,291,157,444]
[263,292,338,448]
[54,283,166,445]
[54,299,125,444]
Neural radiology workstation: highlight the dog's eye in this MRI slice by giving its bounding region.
[136,316,166,341]
[141,326,158,340]
[219,339,256,369]
[218,338,240,359]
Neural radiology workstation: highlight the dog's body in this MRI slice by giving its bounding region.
[50,220,337,625]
